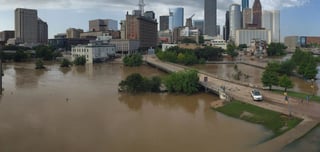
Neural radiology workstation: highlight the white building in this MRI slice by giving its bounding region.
[110,39,140,55]
[71,43,116,63]
[235,29,271,46]
[211,37,227,50]
[262,10,280,43]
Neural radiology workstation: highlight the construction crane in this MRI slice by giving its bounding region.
[186,14,195,27]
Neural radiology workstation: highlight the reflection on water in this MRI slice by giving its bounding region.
[0,62,272,152]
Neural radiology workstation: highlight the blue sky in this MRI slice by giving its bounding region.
[0,0,318,40]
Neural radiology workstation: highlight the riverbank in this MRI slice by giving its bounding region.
[213,100,302,140]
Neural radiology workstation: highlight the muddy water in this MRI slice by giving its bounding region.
[192,64,320,95]
[282,126,320,152]
[0,62,272,152]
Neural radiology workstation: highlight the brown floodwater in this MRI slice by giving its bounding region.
[0,62,273,152]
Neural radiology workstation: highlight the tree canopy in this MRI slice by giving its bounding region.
[266,43,287,56]
[163,70,199,94]
[123,53,143,67]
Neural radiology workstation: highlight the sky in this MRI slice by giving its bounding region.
[0,0,319,40]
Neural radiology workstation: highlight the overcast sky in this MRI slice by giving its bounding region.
[0,0,318,40]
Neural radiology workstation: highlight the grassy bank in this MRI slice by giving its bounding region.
[272,90,320,103]
[215,100,302,139]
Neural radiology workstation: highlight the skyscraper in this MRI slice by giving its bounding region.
[194,20,204,35]
[89,19,118,32]
[252,0,262,28]
[224,11,230,41]
[272,10,280,43]
[204,0,217,36]
[15,8,38,44]
[37,19,48,44]
[169,8,184,30]
[242,0,249,11]
[229,4,241,41]
[262,10,272,31]
[159,16,169,31]
[242,8,252,28]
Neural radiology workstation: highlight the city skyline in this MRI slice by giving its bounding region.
[0,0,318,40]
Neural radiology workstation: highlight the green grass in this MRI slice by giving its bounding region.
[215,100,302,139]
[272,89,320,103]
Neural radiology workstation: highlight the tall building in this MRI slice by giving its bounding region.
[89,19,118,32]
[194,20,204,35]
[229,4,241,41]
[272,10,280,43]
[224,11,230,41]
[160,16,169,31]
[125,13,158,49]
[204,0,217,36]
[0,31,14,43]
[216,25,220,35]
[37,19,48,44]
[252,0,262,28]
[169,8,184,30]
[120,20,126,39]
[144,11,155,20]
[242,8,252,28]
[66,28,84,39]
[15,8,38,44]
[262,11,272,30]
[242,0,249,11]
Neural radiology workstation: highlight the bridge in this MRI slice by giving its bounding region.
[144,55,320,152]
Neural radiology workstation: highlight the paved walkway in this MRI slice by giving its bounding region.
[145,56,320,151]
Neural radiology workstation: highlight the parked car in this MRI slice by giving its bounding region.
[251,89,263,101]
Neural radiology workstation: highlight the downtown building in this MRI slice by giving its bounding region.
[89,19,118,32]
[204,0,217,36]
[124,11,157,49]
[14,8,48,46]
[169,7,184,30]
[159,15,169,31]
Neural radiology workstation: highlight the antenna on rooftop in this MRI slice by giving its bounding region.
[139,0,145,15]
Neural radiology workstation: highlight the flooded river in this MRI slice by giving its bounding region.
[0,62,273,152]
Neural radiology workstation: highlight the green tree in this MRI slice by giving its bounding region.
[238,44,247,51]
[279,75,294,92]
[261,70,279,90]
[73,56,86,65]
[14,50,28,62]
[279,60,295,76]
[123,54,143,67]
[35,59,45,69]
[119,73,161,93]
[267,43,287,56]
[164,70,199,94]
[198,35,204,44]
[226,43,238,60]
[181,38,197,44]
[60,58,72,67]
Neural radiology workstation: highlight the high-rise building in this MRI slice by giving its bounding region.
[262,10,280,42]
[216,25,220,35]
[89,19,118,32]
[125,13,158,48]
[0,31,15,43]
[224,11,230,41]
[229,4,241,41]
[120,20,126,39]
[160,16,169,31]
[204,0,217,36]
[37,19,48,44]
[194,20,204,35]
[144,11,155,20]
[242,8,252,28]
[272,10,280,43]
[242,0,249,11]
[169,8,184,30]
[15,8,38,44]
[252,0,262,28]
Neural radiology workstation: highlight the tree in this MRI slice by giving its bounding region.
[60,58,72,67]
[279,75,294,92]
[226,43,238,60]
[123,54,143,67]
[35,59,45,69]
[267,43,287,56]
[198,35,204,44]
[279,60,295,76]
[74,56,86,65]
[261,70,279,90]
[238,44,247,51]
[181,38,197,44]
[119,73,161,93]
[164,70,199,94]
[14,50,28,62]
